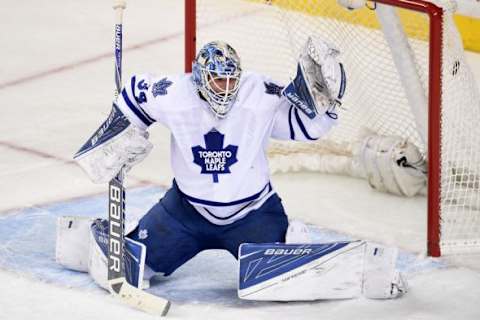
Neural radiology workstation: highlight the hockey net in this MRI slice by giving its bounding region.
[185,0,480,256]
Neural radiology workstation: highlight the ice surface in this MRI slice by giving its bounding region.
[0,186,460,320]
[1,0,480,318]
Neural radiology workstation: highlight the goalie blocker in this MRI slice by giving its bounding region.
[73,103,153,184]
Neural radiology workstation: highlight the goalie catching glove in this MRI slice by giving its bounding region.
[73,104,152,183]
[282,36,346,119]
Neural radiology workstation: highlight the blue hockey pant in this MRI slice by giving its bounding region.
[128,181,288,275]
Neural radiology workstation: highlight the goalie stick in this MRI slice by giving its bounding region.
[107,1,170,315]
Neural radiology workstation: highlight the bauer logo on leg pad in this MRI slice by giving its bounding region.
[264,248,312,255]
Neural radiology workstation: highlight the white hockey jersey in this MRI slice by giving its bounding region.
[116,71,337,225]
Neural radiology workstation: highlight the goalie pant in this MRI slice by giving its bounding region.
[127,180,289,276]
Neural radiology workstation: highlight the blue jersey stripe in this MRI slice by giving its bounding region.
[179,182,272,207]
[288,105,295,140]
[121,89,153,126]
[294,108,318,141]
[204,201,253,220]
[338,63,346,99]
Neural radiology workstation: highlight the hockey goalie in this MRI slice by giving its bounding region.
[57,37,407,301]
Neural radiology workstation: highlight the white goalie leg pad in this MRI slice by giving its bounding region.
[238,241,367,301]
[238,241,407,301]
[285,219,313,244]
[88,227,110,291]
[88,219,148,291]
[362,243,408,299]
[357,132,427,197]
[55,216,95,272]
[56,215,149,291]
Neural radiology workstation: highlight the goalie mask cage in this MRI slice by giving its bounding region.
[184,0,480,257]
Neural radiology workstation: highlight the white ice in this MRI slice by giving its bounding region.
[1,0,480,319]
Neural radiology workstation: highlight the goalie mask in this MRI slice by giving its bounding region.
[192,41,242,118]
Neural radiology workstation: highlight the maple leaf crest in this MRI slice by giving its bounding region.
[152,77,173,97]
[191,128,238,183]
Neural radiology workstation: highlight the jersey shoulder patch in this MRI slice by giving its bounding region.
[264,81,284,97]
[152,77,173,97]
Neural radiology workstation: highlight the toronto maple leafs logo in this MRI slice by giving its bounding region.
[191,128,238,183]
[264,81,284,97]
[152,77,173,97]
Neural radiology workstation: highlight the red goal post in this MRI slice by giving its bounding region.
[184,0,480,258]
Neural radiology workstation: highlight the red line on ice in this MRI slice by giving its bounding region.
[0,8,261,90]
[0,32,182,91]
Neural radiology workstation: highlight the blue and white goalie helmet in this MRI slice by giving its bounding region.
[192,41,242,118]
